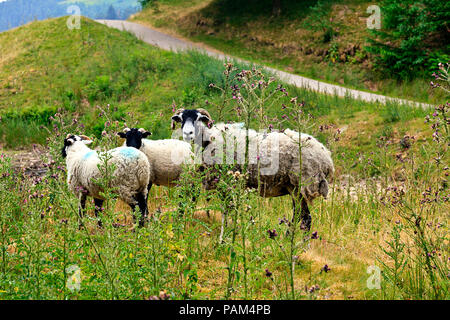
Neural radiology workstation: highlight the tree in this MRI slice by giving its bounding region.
[106,5,118,20]
[139,0,157,9]
[272,0,281,16]
[366,0,450,79]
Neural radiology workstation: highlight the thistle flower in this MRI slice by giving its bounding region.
[267,229,278,239]
[158,290,170,300]
[308,284,320,293]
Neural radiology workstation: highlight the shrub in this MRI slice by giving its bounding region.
[366,0,450,79]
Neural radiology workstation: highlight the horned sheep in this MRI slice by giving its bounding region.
[171,108,334,239]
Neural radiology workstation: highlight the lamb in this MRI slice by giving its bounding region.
[61,134,151,227]
[171,108,334,239]
[117,128,194,193]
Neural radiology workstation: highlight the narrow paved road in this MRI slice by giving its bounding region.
[97,19,431,108]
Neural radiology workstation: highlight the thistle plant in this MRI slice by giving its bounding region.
[379,75,449,299]
[431,62,450,93]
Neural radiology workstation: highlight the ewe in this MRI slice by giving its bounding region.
[117,128,194,193]
[62,134,151,227]
[171,108,334,240]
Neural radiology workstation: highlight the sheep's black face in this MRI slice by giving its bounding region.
[61,135,77,158]
[118,128,151,150]
[171,109,210,142]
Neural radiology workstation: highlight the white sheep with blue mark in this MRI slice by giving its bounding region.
[117,128,193,190]
[62,134,151,227]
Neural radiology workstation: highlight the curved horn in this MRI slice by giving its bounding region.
[123,127,131,133]
[197,108,212,120]
[171,108,185,130]
[79,135,92,141]
[66,133,72,139]
[196,108,213,126]
[138,128,146,133]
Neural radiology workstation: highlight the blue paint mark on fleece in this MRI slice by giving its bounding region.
[120,147,139,158]
[83,151,96,160]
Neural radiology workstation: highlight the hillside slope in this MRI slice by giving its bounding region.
[130,0,448,104]
[0,17,214,144]
[0,17,434,183]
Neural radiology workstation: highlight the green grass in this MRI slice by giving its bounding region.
[0,16,429,149]
[0,16,448,300]
[0,16,434,182]
[0,92,447,300]
[0,16,433,179]
[0,17,252,145]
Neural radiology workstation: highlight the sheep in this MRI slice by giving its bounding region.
[117,128,194,194]
[61,134,151,228]
[171,108,334,240]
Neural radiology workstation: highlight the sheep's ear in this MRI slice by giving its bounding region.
[171,115,182,122]
[171,115,182,130]
[117,132,127,138]
[197,108,212,126]
[138,128,151,137]
[62,137,74,158]
[198,115,211,123]
[65,138,75,146]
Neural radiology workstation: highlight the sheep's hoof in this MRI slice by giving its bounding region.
[300,221,311,232]
[138,217,148,228]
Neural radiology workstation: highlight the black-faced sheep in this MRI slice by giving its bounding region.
[61,134,151,227]
[117,128,194,193]
[171,109,334,239]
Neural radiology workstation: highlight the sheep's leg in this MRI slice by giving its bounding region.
[290,196,311,233]
[78,194,87,229]
[219,212,226,244]
[205,193,212,219]
[219,209,228,244]
[131,192,148,227]
[129,203,137,224]
[146,182,152,203]
[93,198,104,228]
[300,197,311,231]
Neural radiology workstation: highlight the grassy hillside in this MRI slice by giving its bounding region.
[0,16,434,179]
[130,0,448,104]
[0,17,233,145]
[0,16,448,300]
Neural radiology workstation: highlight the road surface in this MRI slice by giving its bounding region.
[97,19,431,108]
